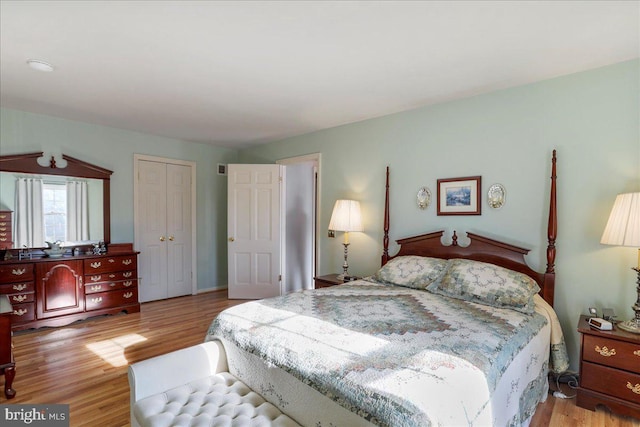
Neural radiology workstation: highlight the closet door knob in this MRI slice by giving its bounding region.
[160,236,166,242]
[169,236,174,241]
[228,237,235,242]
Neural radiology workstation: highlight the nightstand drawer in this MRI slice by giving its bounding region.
[583,335,640,374]
[581,361,640,404]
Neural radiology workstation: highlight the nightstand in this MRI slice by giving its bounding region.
[577,315,640,419]
[314,274,346,288]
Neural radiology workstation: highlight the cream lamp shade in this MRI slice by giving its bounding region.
[601,192,640,266]
[600,191,640,334]
[329,200,363,234]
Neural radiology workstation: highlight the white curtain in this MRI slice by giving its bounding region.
[67,180,89,241]
[14,177,45,248]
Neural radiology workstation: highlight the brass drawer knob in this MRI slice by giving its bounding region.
[634,350,640,357]
[627,382,640,395]
[91,297,103,304]
[123,292,133,298]
[12,295,27,303]
[90,262,102,269]
[12,284,27,291]
[13,308,27,316]
[595,345,616,357]
[12,268,26,276]
[91,275,102,282]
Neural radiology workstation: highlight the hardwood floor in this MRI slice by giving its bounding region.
[2,290,639,427]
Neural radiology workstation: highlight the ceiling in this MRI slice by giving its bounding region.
[1,1,638,149]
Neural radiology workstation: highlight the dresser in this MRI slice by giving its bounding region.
[0,295,16,399]
[577,315,640,419]
[0,244,140,331]
[0,211,13,250]
[83,253,138,312]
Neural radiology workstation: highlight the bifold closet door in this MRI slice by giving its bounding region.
[138,160,192,302]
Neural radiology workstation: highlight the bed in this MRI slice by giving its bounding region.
[206,150,568,426]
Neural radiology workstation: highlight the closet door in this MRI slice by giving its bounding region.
[138,160,169,302]
[137,159,193,302]
[166,164,192,298]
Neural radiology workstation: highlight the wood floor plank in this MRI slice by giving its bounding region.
[1,290,639,426]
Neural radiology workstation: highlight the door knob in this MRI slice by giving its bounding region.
[228,237,235,242]
[169,236,175,241]
[160,236,166,241]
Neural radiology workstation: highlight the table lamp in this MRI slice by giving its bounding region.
[601,192,640,333]
[329,199,363,279]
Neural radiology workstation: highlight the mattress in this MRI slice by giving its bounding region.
[206,281,567,426]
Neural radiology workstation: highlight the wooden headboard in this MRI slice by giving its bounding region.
[381,150,558,306]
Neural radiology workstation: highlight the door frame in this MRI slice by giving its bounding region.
[276,153,321,281]
[133,154,198,296]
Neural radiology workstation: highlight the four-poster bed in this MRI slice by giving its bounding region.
[131,150,567,427]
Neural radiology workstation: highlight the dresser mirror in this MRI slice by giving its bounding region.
[0,152,112,249]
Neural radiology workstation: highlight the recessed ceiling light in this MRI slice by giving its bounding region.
[27,59,54,72]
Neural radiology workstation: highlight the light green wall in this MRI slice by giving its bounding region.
[0,108,238,290]
[240,59,640,371]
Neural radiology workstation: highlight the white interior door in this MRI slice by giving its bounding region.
[227,164,282,299]
[166,163,192,298]
[137,160,168,302]
[136,158,194,302]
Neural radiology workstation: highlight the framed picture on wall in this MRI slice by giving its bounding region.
[437,176,481,215]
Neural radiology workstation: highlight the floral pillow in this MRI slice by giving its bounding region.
[374,255,448,289]
[427,258,540,313]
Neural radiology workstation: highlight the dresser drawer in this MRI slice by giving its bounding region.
[85,279,137,295]
[84,256,137,274]
[0,264,34,283]
[583,335,640,374]
[581,361,640,404]
[0,282,34,295]
[84,270,136,285]
[11,302,35,323]
[6,292,34,305]
[85,288,138,311]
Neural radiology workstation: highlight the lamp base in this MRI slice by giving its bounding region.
[617,319,640,334]
[619,267,640,334]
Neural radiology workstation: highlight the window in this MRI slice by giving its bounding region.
[43,182,67,243]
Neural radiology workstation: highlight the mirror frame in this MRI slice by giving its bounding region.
[0,152,113,245]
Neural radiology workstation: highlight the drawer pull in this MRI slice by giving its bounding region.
[12,268,26,276]
[627,382,640,395]
[13,308,27,316]
[109,259,115,263]
[595,345,616,357]
[12,295,27,303]
[12,284,27,291]
[90,262,102,269]
[109,274,116,278]
[123,272,133,278]
[90,285,102,292]
[0,233,6,237]
[634,350,640,357]
[91,275,102,282]
[122,259,132,266]
[123,292,133,298]
[123,281,133,287]
[91,297,103,304]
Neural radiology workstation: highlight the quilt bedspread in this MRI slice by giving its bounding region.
[206,282,566,426]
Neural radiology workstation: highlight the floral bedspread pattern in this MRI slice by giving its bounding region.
[207,282,567,427]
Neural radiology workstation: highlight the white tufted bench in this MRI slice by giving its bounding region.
[128,342,300,427]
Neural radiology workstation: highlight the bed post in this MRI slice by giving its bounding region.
[381,166,390,266]
[544,150,557,305]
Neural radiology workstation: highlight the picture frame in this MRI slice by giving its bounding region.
[437,176,481,215]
